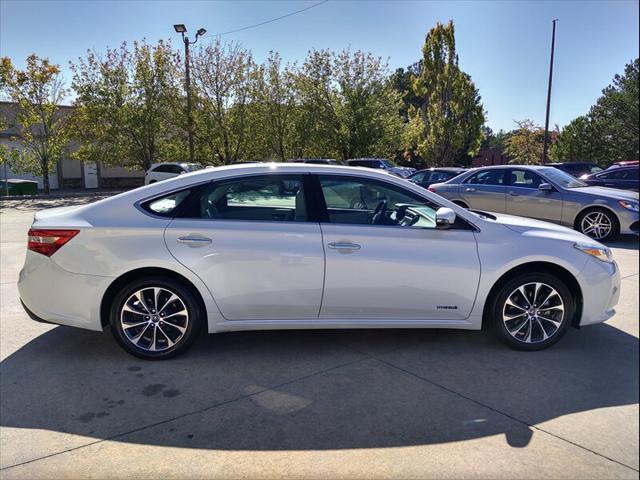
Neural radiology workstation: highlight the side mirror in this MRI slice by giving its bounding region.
[538,183,554,192]
[436,207,457,229]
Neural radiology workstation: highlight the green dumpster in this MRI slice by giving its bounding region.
[0,179,39,196]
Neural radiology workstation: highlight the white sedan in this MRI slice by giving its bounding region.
[18,164,620,359]
[144,162,205,185]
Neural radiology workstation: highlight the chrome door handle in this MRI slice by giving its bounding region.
[328,241,361,250]
[465,187,476,192]
[177,235,212,247]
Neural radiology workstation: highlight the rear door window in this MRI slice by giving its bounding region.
[465,169,506,185]
[187,175,307,222]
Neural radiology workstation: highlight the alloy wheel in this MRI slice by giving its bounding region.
[580,211,612,240]
[120,287,189,352]
[502,282,565,344]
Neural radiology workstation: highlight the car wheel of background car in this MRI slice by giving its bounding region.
[149,180,157,184]
[576,208,619,241]
[453,200,469,209]
[489,272,574,351]
[110,276,203,360]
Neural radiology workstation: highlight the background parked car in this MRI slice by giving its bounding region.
[580,166,639,191]
[346,158,416,178]
[428,165,639,241]
[547,162,603,177]
[408,167,466,189]
[144,162,205,185]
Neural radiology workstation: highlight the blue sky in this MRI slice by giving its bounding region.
[1,0,638,131]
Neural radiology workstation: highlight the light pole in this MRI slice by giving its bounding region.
[174,24,207,164]
[542,19,558,164]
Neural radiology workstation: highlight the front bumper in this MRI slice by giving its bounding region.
[618,208,640,235]
[576,257,621,326]
[18,251,112,331]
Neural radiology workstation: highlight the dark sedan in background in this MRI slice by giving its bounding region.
[580,167,639,191]
[548,162,603,177]
[408,167,466,189]
[429,165,639,240]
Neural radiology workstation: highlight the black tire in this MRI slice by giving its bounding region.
[453,200,469,209]
[489,272,574,351]
[575,207,619,241]
[110,276,203,360]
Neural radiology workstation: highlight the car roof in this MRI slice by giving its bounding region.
[467,164,550,171]
[415,167,465,173]
[547,162,597,166]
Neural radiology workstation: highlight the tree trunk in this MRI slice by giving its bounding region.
[42,160,50,194]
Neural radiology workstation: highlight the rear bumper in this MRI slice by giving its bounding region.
[18,251,112,331]
[577,258,621,326]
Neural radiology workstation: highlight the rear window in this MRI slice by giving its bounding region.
[142,189,191,216]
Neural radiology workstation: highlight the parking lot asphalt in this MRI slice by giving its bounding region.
[1,195,638,479]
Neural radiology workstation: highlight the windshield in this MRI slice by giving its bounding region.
[381,159,398,168]
[183,163,205,172]
[540,167,587,188]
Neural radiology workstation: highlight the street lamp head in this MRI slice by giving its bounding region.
[196,28,207,37]
[173,24,187,33]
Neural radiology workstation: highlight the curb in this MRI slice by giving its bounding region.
[0,190,125,201]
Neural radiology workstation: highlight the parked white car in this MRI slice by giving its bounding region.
[144,162,205,185]
[19,164,620,359]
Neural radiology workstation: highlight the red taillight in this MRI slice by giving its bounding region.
[427,187,437,193]
[27,229,79,257]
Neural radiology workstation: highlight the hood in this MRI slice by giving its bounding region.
[571,186,639,201]
[488,212,600,245]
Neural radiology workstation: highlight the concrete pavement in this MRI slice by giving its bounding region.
[1,195,638,479]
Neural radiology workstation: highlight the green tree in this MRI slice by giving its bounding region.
[408,21,485,165]
[553,58,639,165]
[505,119,545,165]
[410,21,485,166]
[0,55,70,193]
[297,49,404,160]
[191,39,258,165]
[256,52,299,160]
[70,40,183,172]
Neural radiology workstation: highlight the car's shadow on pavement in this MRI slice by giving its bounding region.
[1,323,638,455]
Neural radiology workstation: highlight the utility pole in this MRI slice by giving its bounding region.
[174,24,207,164]
[542,19,558,164]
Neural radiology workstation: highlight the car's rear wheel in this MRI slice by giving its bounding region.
[110,277,203,359]
[490,272,574,351]
[576,208,619,241]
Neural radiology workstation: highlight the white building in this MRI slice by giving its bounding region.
[1,102,144,190]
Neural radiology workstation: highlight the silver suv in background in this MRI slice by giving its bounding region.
[346,158,416,178]
[428,165,639,241]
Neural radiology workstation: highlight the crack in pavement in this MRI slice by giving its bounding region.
[371,355,639,473]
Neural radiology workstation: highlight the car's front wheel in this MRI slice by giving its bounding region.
[110,277,203,359]
[576,208,619,241]
[490,272,574,350]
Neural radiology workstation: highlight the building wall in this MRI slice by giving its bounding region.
[1,102,145,190]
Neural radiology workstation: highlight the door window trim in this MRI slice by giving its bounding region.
[308,173,477,231]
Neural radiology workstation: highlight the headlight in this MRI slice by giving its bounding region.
[618,200,639,212]
[574,243,614,263]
